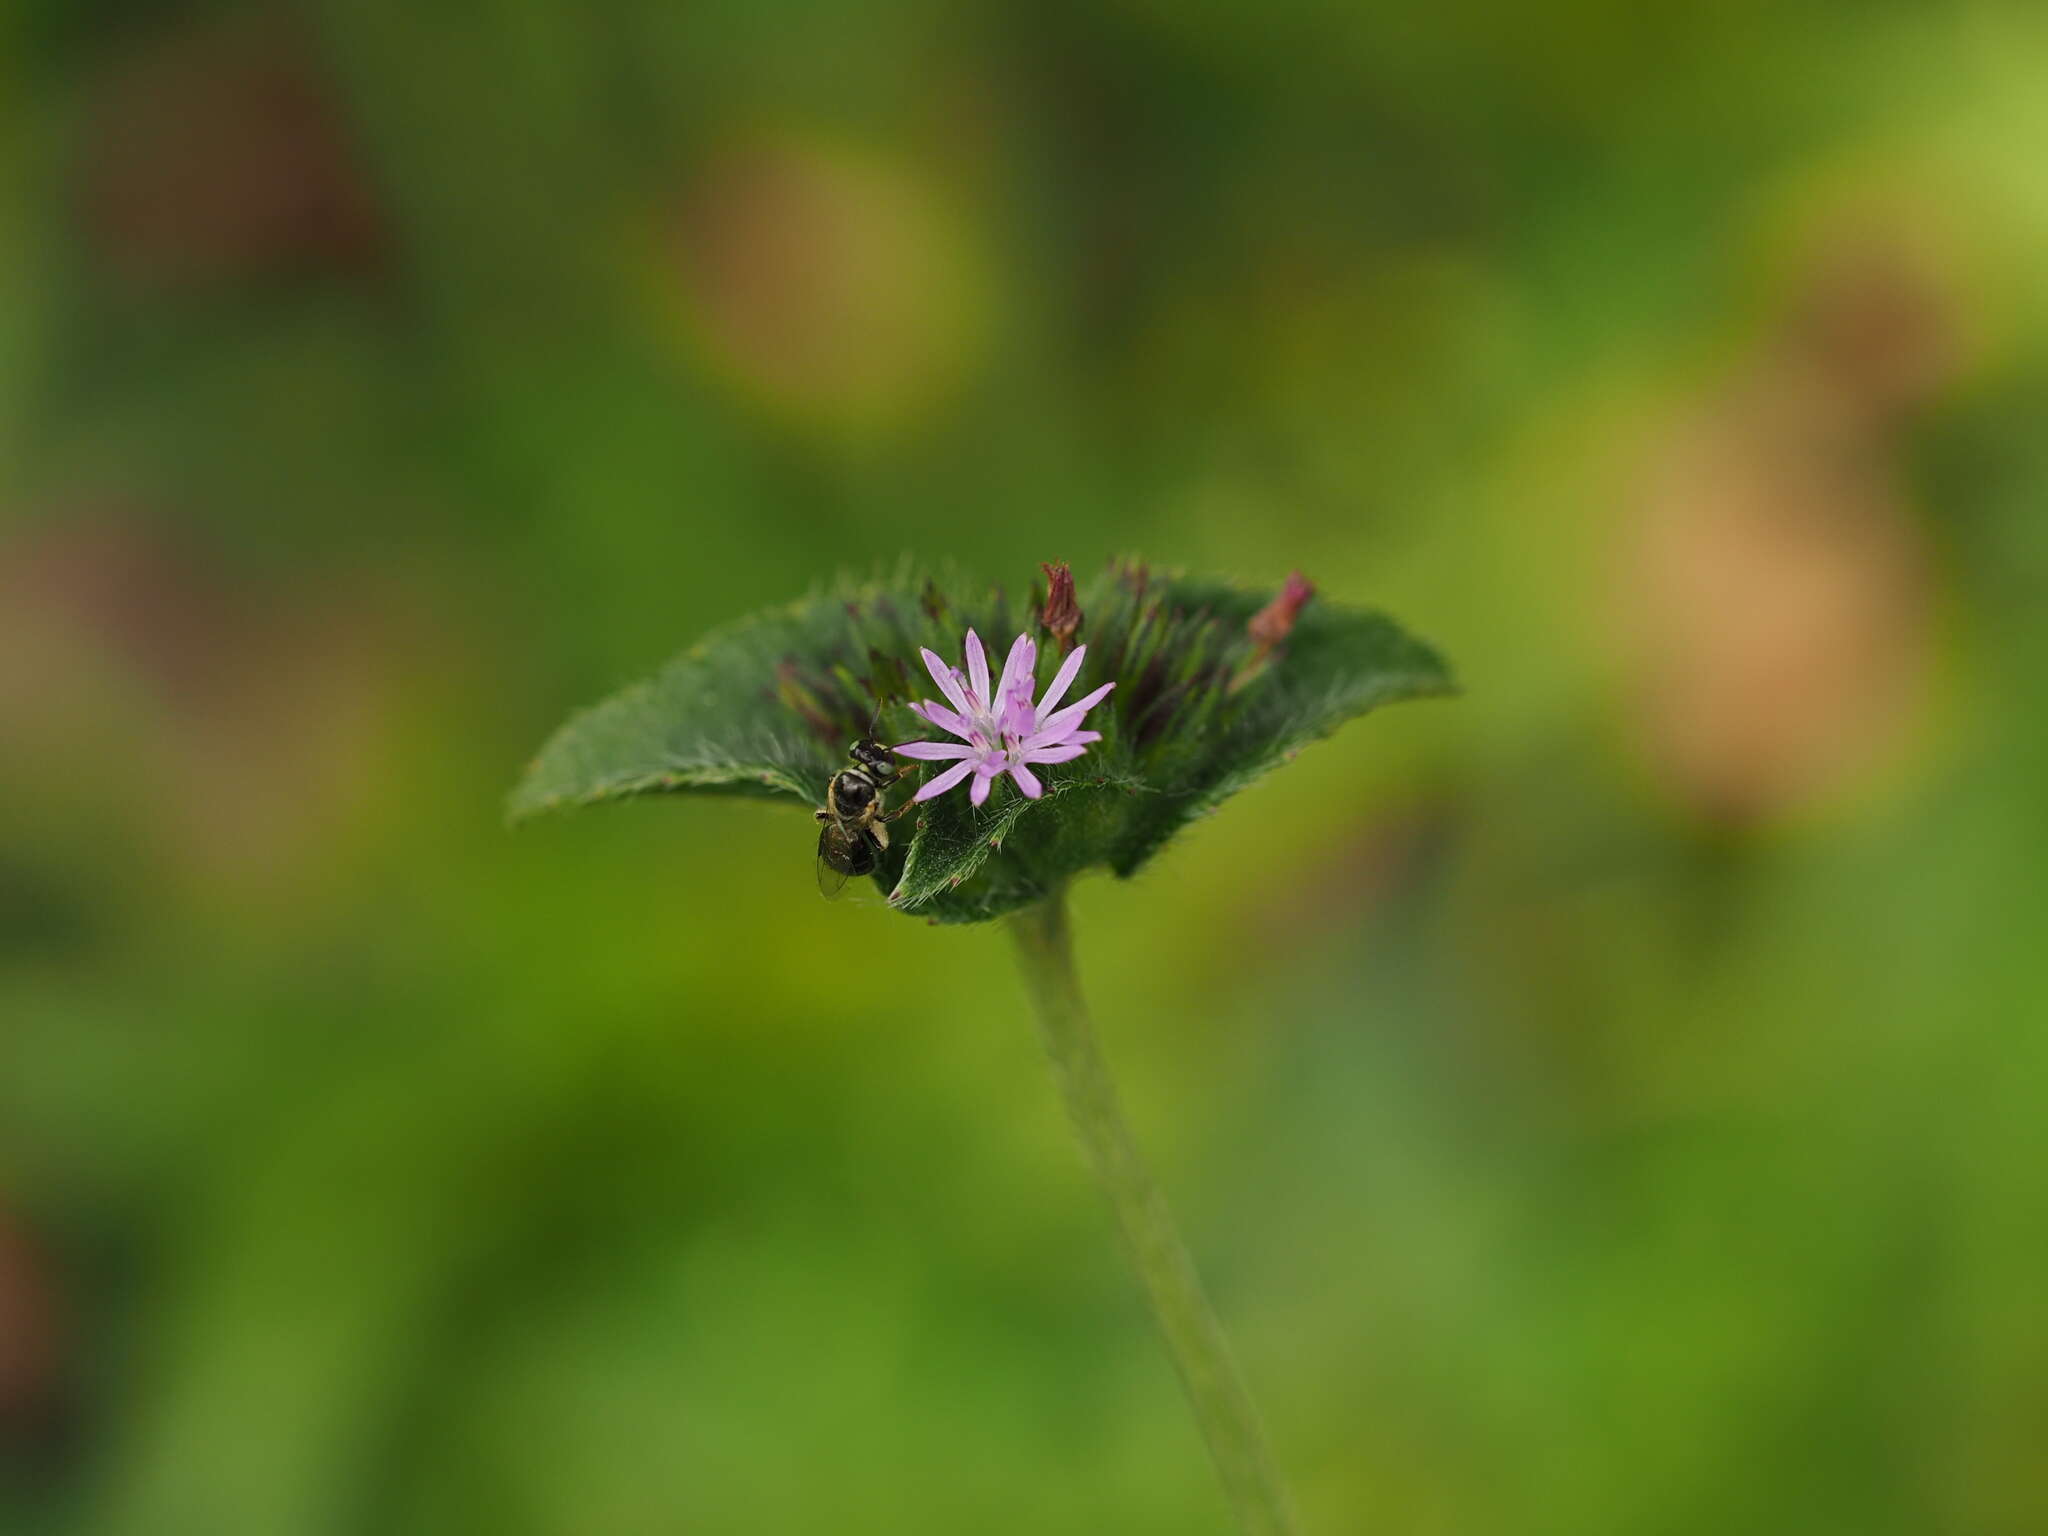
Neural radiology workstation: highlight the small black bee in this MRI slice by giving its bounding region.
[814,737,914,898]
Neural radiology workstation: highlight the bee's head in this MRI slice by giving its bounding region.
[849,737,896,775]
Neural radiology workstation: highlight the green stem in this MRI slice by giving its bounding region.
[1009,886,1300,1536]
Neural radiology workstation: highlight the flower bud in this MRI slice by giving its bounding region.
[1039,561,1082,652]
[1247,570,1315,651]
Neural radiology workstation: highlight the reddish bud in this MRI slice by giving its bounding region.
[1039,561,1082,652]
[1247,570,1315,650]
[1229,570,1316,694]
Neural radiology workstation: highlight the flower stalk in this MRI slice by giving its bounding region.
[1008,886,1300,1536]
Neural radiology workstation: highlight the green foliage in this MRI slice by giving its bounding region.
[510,562,1454,921]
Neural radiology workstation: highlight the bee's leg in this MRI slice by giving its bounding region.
[872,819,889,852]
[880,768,923,822]
[813,809,830,822]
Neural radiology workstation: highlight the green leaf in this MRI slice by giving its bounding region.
[510,562,1454,923]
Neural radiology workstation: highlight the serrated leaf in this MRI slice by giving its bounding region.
[510,562,1454,923]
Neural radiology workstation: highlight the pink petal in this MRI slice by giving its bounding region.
[994,632,1036,717]
[999,684,1036,739]
[920,647,972,717]
[1026,681,1115,748]
[913,758,977,802]
[1007,762,1043,799]
[893,740,976,761]
[1021,742,1088,764]
[910,699,972,738]
[963,629,991,710]
[1035,644,1087,716]
[969,766,996,807]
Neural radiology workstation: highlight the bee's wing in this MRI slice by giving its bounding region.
[815,824,853,900]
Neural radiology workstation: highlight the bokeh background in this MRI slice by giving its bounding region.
[5,2,2047,1532]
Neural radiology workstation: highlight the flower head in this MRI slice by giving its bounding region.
[894,629,1114,807]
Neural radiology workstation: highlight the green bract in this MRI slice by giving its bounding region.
[510,562,1454,923]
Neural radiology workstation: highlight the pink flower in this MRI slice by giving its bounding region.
[894,630,1114,807]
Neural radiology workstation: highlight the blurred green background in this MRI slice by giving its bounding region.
[4,2,2047,1532]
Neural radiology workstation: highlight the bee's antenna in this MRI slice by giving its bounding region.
[864,698,889,746]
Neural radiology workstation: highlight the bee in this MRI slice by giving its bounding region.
[814,737,914,898]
